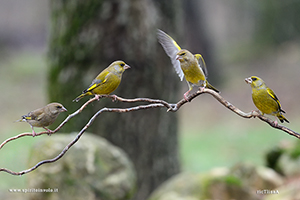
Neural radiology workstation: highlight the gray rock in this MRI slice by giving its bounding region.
[27,133,136,200]
[230,162,283,190]
[278,154,300,177]
[147,168,260,200]
[277,141,300,177]
[264,179,300,200]
[148,163,284,200]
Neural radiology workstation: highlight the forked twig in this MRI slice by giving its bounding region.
[1,88,299,175]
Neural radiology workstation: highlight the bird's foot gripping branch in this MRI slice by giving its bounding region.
[1,89,300,176]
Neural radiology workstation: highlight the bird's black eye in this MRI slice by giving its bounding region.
[120,63,125,67]
[180,52,186,56]
[57,105,62,109]
[251,77,257,81]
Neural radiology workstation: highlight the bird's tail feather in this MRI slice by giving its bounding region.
[73,93,89,102]
[14,118,24,123]
[277,114,289,123]
[206,81,220,93]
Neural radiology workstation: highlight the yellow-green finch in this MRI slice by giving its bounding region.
[157,29,219,100]
[73,60,130,102]
[17,103,67,136]
[245,76,289,124]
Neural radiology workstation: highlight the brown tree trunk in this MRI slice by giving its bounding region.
[48,0,181,199]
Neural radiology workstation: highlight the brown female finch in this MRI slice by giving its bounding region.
[17,103,67,136]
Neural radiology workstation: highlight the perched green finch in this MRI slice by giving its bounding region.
[17,103,67,136]
[157,29,219,100]
[245,76,289,124]
[73,60,130,102]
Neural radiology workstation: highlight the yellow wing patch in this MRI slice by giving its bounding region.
[195,54,208,77]
[267,88,281,108]
[87,78,107,92]
[168,34,181,51]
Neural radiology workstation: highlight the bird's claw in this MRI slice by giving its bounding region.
[95,95,101,101]
[198,87,204,92]
[43,127,54,136]
[32,131,37,137]
[184,96,189,102]
[183,91,191,102]
[110,94,118,102]
[251,110,260,118]
[47,131,54,136]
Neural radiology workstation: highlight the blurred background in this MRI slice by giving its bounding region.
[0,0,300,199]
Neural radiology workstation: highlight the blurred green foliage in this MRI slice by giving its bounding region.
[180,122,294,172]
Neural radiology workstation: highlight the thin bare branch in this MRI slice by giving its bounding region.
[0,103,164,175]
[1,88,299,175]
[188,88,300,139]
[0,97,97,150]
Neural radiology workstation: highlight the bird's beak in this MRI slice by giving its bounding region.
[175,55,180,60]
[245,77,252,84]
[124,64,131,70]
[62,106,68,112]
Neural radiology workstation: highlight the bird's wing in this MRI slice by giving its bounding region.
[267,88,282,108]
[195,54,208,77]
[157,29,184,81]
[84,71,110,93]
[25,109,45,121]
